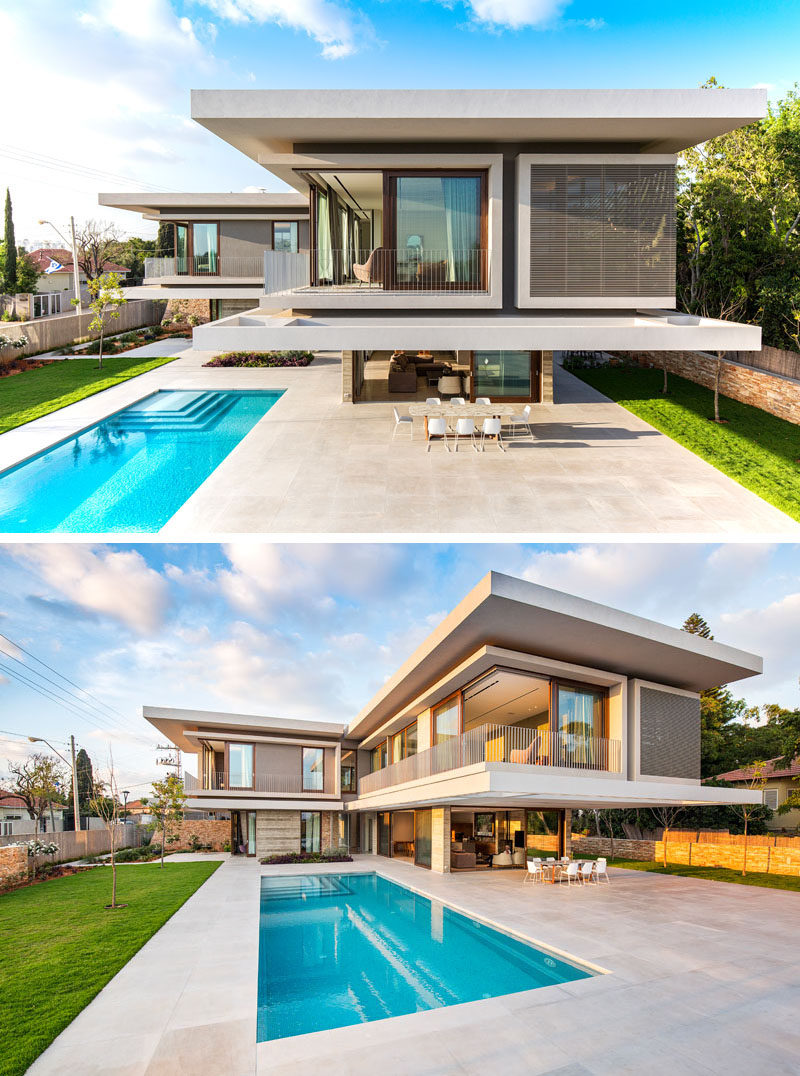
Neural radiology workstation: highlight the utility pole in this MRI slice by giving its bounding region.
[71,735,81,832]
[156,744,181,780]
[69,216,83,316]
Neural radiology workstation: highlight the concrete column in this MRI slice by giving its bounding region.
[341,349,354,403]
[255,809,300,857]
[541,350,554,404]
[430,806,451,874]
[563,809,573,856]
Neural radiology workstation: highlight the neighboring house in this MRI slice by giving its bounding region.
[120,799,154,826]
[97,192,311,322]
[715,758,800,830]
[27,248,130,313]
[143,572,763,868]
[102,88,764,403]
[0,790,66,835]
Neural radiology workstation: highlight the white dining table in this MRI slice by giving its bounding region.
[407,402,516,439]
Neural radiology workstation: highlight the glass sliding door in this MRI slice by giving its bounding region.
[175,224,189,274]
[302,747,324,791]
[247,812,256,856]
[555,683,606,766]
[432,696,460,744]
[300,811,321,853]
[388,173,485,289]
[472,352,533,400]
[192,222,218,274]
[377,811,391,857]
[228,743,253,789]
[414,810,432,868]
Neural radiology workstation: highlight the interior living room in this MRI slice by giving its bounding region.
[353,349,543,402]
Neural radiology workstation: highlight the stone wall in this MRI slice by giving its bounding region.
[571,834,657,861]
[431,806,451,873]
[164,298,211,325]
[625,350,800,426]
[0,845,28,887]
[654,840,800,877]
[256,810,300,856]
[151,819,230,851]
[541,350,554,404]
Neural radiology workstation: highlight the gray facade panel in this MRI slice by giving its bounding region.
[640,687,700,779]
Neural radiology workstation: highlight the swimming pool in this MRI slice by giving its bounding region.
[0,389,283,533]
[257,872,592,1041]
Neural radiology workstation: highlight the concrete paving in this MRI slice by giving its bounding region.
[28,854,800,1076]
[0,350,795,536]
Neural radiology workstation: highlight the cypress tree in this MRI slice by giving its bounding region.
[75,748,95,811]
[155,220,174,258]
[3,189,17,293]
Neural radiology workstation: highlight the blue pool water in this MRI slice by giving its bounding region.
[257,872,592,1041]
[0,389,283,533]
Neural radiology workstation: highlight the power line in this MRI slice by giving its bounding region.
[0,143,181,193]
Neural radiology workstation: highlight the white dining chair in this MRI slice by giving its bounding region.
[580,861,595,885]
[594,858,611,884]
[425,397,441,406]
[453,417,477,452]
[451,397,466,405]
[426,416,449,452]
[480,417,505,452]
[475,396,491,405]
[391,406,414,441]
[523,859,543,885]
[508,403,534,441]
[563,862,581,886]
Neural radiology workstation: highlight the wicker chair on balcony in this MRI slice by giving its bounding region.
[352,247,386,286]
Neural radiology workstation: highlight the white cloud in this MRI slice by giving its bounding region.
[194,0,370,58]
[13,546,170,635]
[719,592,800,700]
[444,0,569,29]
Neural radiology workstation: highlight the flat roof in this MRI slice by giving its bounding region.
[191,88,766,158]
[98,191,308,215]
[143,705,344,752]
[347,572,762,739]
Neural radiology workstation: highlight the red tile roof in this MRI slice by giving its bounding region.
[28,247,128,275]
[0,789,65,810]
[715,757,800,782]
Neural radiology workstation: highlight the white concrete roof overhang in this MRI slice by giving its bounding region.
[143,705,344,753]
[98,192,308,215]
[348,572,762,741]
[193,309,762,352]
[190,88,766,159]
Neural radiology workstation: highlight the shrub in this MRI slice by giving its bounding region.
[186,314,201,327]
[259,850,353,865]
[187,834,213,852]
[204,350,313,368]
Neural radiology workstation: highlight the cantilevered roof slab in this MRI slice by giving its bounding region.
[348,572,762,740]
[191,88,766,160]
[193,309,761,354]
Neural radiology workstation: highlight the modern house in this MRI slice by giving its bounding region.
[144,573,764,870]
[716,758,800,830]
[102,89,765,404]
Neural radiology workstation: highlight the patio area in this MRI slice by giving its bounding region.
[27,853,800,1075]
[0,347,795,535]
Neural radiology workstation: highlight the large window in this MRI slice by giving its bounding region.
[414,810,432,868]
[228,743,253,789]
[371,741,388,772]
[433,696,460,744]
[300,812,321,853]
[556,683,606,766]
[302,747,324,791]
[341,749,356,793]
[174,221,219,275]
[387,172,485,288]
[473,352,534,400]
[391,721,417,764]
[273,221,299,253]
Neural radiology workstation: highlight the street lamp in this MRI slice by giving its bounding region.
[29,735,81,832]
[37,217,83,315]
[122,790,130,823]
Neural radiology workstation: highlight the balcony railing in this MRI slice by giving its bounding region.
[143,256,264,280]
[200,771,330,795]
[263,248,491,297]
[358,724,622,796]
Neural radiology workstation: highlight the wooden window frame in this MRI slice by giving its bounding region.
[383,170,489,292]
[391,720,418,765]
[467,351,542,403]
[431,689,463,745]
[340,749,357,794]
[173,220,221,276]
[301,745,325,793]
[551,679,609,740]
[225,741,255,791]
[271,219,301,253]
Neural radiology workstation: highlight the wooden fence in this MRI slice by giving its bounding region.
[727,345,800,382]
[0,824,145,865]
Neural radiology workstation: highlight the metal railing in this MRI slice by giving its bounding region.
[263,247,491,296]
[143,256,264,279]
[358,724,621,795]
[201,771,330,795]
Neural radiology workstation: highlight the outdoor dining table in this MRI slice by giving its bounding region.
[407,401,517,440]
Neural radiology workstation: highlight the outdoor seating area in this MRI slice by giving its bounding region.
[394,399,534,451]
[523,855,611,886]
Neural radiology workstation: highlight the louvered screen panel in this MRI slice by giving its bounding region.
[640,687,700,780]
[529,163,675,298]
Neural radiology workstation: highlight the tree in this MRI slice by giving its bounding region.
[650,804,684,867]
[146,774,186,868]
[88,755,126,909]
[78,272,127,369]
[75,748,95,811]
[73,220,122,281]
[113,236,156,286]
[0,244,38,296]
[5,753,66,833]
[3,189,17,294]
[728,763,768,876]
[155,221,174,258]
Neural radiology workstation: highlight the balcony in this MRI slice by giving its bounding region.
[263,248,491,299]
[143,256,264,284]
[358,724,622,796]
[198,771,331,796]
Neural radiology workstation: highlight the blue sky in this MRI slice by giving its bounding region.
[2,0,798,243]
[1,541,798,792]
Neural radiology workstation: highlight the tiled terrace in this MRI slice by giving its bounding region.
[28,854,800,1075]
[0,347,795,536]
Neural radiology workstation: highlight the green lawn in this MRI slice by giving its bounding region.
[601,856,800,892]
[0,356,178,435]
[568,365,800,521]
[0,862,220,1076]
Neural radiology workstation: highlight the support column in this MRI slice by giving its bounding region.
[563,809,572,857]
[541,350,554,404]
[341,349,354,403]
[430,806,451,874]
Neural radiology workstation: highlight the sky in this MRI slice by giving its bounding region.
[1,0,799,246]
[0,541,798,794]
